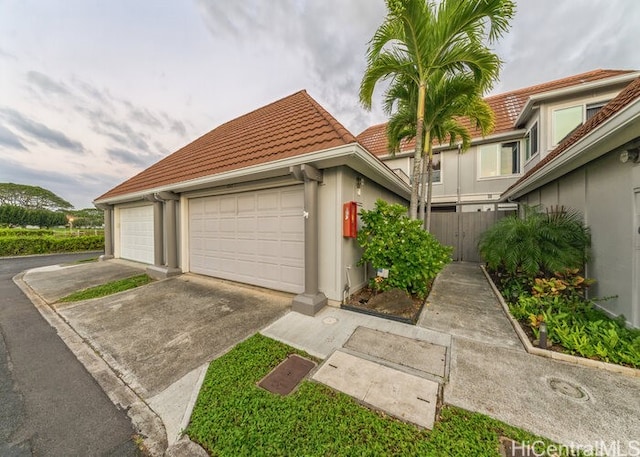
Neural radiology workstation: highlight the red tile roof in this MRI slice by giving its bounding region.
[96,90,357,201]
[504,76,640,197]
[356,69,635,157]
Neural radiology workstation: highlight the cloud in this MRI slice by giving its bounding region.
[26,70,71,97]
[0,107,85,153]
[106,147,152,167]
[0,124,27,150]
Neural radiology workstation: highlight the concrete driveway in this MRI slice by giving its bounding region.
[20,260,292,452]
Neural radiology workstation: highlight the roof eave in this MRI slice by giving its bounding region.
[94,144,411,206]
[503,99,640,201]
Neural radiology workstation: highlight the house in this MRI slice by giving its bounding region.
[94,91,410,316]
[356,69,640,213]
[502,75,640,329]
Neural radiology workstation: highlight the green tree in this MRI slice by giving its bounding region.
[359,0,514,221]
[384,71,495,230]
[0,183,73,210]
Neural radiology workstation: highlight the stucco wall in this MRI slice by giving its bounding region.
[318,166,408,302]
[519,152,640,327]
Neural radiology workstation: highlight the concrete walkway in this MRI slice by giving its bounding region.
[422,262,640,454]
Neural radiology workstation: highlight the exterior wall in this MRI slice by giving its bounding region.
[318,166,407,302]
[518,152,640,327]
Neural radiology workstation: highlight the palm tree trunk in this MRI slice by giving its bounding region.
[410,82,426,220]
[425,141,434,232]
[418,142,428,225]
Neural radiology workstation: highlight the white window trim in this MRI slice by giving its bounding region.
[549,98,611,148]
[477,141,522,180]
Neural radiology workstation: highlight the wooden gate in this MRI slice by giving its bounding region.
[430,210,513,262]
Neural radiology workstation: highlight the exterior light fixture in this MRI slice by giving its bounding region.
[539,322,548,349]
[619,148,640,163]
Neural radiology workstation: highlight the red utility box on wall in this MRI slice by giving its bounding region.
[343,201,358,238]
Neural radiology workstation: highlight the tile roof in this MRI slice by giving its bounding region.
[356,69,635,157]
[504,76,640,196]
[96,90,358,201]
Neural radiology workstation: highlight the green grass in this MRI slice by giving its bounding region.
[58,274,152,302]
[187,334,561,456]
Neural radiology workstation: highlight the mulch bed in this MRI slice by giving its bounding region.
[341,287,426,324]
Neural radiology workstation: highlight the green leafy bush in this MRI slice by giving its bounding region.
[479,206,590,279]
[357,199,452,298]
[508,291,640,368]
[0,235,104,256]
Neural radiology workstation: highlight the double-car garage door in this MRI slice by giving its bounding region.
[189,186,304,294]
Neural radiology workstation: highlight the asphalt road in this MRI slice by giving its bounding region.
[0,253,141,457]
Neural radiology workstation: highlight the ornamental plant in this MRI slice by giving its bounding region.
[357,199,452,298]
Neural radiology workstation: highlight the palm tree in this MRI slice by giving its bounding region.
[360,0,515,220]
[384,71,495,230]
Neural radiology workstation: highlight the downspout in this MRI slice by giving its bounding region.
[457,143,462,260]
[145,191,181,279]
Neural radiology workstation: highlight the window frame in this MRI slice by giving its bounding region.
[524,122,539,162]
[477,141,521,180]
[550,99,611,147]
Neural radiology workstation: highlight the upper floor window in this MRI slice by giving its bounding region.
[552,101,610,146]
[479,142,520,178]
[416,153,441,185]
[525,122,538,161]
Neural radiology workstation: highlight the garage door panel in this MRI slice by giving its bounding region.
[120,205,154,264]
[189,186,304,293]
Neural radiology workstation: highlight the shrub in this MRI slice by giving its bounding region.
[0,228,54,237]
[0,235,104,256]
[357,199,452,298]
[479,206,590,279]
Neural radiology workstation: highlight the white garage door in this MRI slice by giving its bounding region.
[189,186,304,293]
[119,205,154,264]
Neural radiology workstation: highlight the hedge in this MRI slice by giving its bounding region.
[0,235,104,256]
[0,229,55,237]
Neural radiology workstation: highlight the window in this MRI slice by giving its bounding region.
[525,122,538,161]
[416,153,441,184]
[586,102,607,120]
[479,142,520,178]
[552,105,582,145]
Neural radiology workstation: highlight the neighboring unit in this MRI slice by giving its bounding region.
[357,69,639,213]
[94,91,410,316]
[503,75,640,329]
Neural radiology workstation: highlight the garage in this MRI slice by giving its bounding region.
[119,205,154,264]
[189,186,304,293]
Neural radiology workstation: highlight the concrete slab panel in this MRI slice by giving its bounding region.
[313,350,439,429]
[446,338,640,453]
[262,307,451,359]
[344,327,447,379]
[418,263,523,350]
[56,274,291,398]
[23,259,145,303]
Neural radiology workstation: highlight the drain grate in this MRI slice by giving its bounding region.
[258,354,316,395]
[547,377,589,401]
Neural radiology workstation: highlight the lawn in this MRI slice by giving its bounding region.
[187,334,560,456]
[58,274,152,302]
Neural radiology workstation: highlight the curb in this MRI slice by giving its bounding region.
[13,272,168,456]
[480,265,640,379]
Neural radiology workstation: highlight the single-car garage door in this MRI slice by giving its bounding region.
[189,186,304,293]
[119,205,154,264]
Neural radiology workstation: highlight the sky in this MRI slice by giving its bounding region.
[0,0,638,209]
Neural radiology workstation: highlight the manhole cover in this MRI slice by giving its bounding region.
[547,378,589,401]
[258,354,316,395]
[322,316,338,325]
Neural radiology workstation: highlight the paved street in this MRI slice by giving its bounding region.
[0,253,140,457]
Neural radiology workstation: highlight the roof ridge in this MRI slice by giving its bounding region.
[300,91,357,144]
